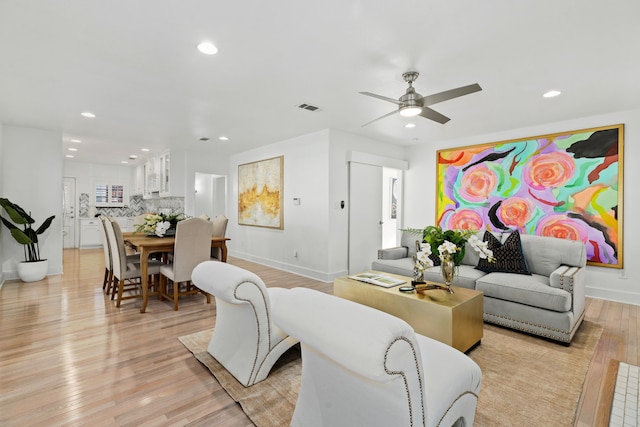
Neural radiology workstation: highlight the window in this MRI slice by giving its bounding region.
[95,183,127,207]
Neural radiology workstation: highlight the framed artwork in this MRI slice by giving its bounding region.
[436,124,624,268]
[238,156,284,229]
[390,177,398,219]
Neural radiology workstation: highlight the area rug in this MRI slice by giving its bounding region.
[179,321,603,427]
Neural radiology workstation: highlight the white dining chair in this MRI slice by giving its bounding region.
[104,218,162,308]
[210,214,228,261]
[159,217,212,310]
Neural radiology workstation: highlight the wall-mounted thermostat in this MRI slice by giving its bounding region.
[293,197,301,205]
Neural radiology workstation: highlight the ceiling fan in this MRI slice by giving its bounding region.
[360,71,482,126]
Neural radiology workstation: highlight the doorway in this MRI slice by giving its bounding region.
[194,172,227,219]
[347,163,403,274]
[62,177,76,248]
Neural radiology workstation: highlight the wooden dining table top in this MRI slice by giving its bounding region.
[122,232,230,313]
[123,232,229,250]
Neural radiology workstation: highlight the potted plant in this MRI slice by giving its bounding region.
[0,197,55,282]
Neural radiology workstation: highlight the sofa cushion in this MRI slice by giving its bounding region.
[401,230,422,258]
[476,272,572,312]
[476,230,531,275]
[516,233,587,276]
[371,258,415,277]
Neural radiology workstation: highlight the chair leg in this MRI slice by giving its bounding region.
[115,278,123,307]
[105,270,114,296]
[111,276,118,300]
[159,275,166,302]
[173,280,179,311]
[102,268,109,291]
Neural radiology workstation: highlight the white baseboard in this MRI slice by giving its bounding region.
[228,251,347,283]
[586,286,640,306]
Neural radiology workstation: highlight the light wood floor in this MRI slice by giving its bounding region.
[0,249,635,426]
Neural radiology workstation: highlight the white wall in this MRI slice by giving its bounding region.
[0,121,4,285]
[228,128,406,281]
[404,109,640,305]
[1,125,63,279]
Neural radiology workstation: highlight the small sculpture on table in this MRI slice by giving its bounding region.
[412,240,433,286]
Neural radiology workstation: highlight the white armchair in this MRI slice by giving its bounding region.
[273,287,482,427]
[191,261,298,387]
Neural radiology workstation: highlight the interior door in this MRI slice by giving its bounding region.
[62,177,76,248]
[348,162,383,274]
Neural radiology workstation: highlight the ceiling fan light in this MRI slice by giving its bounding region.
[400,106,422,117]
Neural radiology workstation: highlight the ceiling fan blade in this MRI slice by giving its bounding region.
[419,83,482,106]
[419,106,450,124]
[359,91,402,105]
[361,109,400,127]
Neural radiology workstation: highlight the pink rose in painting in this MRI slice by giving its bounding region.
[448,209,484,231]
[537,215,588,242]
[498,197,533,229]
[459,164,497,202]
[525,152,575,190]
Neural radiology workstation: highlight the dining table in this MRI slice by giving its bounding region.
[123,232,230,313]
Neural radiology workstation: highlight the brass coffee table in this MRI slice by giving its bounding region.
[333,271,483,353]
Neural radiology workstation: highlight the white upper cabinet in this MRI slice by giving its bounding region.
[139,150,185,199]
[159,150,185,197]
[132,164,145,196]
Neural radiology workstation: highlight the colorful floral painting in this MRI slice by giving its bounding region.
[436,124,624,268]
[238,156,284,229]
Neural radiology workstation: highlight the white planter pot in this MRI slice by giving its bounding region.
[17,260,48,282]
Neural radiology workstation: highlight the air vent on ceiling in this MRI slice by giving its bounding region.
[297,103,321,112]
[199,137,210,142]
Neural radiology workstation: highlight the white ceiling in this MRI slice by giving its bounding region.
[1,1,639,166]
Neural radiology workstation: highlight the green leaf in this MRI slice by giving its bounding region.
[0,198,34,225]
[10,228,33,245]
[35,215,55,235]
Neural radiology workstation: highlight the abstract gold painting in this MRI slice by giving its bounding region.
[238,156,284,229]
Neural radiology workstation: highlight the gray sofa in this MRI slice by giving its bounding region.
[372,230,587,343]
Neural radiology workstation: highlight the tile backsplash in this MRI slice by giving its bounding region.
[79,194,185,218]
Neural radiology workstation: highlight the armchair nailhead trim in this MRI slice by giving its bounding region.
[483,311,583,343]
[234,280,271,385]
[435,391,479,427]
[384,336,425,427]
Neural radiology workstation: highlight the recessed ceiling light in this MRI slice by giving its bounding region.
[65,154,74,158]
[219,136,229,141]
[68,147,78,152]
[121,161,129,164]
[129,155,138,159]
[71,139,81,143]
[405,123,416,128]
[81,112,96,118]
[197,41,218,55]
[141,148,150,152]
[199,137,210,142]
[543,90,561,98]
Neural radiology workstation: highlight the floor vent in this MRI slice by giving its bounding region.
[298,103,320,112]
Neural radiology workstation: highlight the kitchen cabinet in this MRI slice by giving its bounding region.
[132,164,145,195]
[159,150,185,197]
[143,157,160,199]
[80,218,102,248]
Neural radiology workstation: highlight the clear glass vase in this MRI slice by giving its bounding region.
[440,254,456,294]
